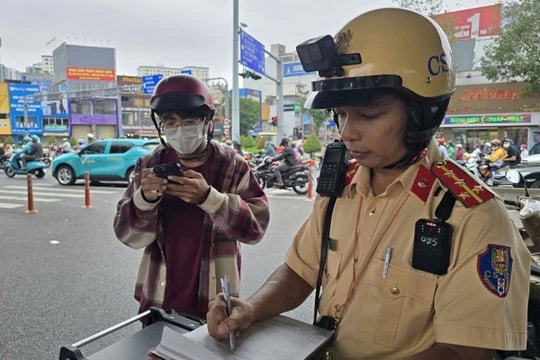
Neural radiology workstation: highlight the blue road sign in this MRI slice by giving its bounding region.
[142,74,164,95]
[283,61,313,77]
[181,69,192,75]
[240,29,265,75]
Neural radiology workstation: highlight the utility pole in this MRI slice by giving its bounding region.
[232,0,240,142]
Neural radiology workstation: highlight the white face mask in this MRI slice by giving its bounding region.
[503,143,510,149]
[167,122,207,154]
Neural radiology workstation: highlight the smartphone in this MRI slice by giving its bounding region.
[316,141,349,197]
[153,163,184,179]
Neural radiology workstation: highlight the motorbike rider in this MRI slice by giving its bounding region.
[13,136,32,169]
[486,139,507,172]
[61,137,72,154]
[268,137,297,187]
[21,135,44,170]
[502,138,521,166]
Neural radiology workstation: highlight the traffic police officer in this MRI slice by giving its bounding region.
[207,7,530,359]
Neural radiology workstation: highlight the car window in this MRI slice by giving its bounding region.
[143,142,159,151]
[110,142,134,154]
[81,142,106,155]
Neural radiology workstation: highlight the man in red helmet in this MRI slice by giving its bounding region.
[113,74,270,322]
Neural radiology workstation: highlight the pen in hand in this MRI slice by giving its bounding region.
[220,275,235,351]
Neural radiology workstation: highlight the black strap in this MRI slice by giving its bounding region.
[435,190,457,222]
[313,196,337,325]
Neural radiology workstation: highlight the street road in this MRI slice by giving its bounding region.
[0,172,315,360]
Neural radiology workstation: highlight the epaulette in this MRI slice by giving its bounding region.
[431,159,494,208]
[344,159,359,185]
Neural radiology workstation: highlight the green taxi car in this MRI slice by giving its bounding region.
[52,138,159,185]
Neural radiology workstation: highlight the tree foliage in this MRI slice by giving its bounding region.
[228,97,261,136]
[309,109,332,134]
[480,0,540,93]
[240,134,256,148]
[304,132,322,155]
[392,0,443,15]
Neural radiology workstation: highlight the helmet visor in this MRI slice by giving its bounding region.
[150,92,206,111]
[305,77,403,109]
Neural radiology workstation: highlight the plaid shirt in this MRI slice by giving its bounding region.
[113,141,269,316]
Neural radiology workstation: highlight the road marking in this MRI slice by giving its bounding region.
[2,186,120,194]
[0,185,123,210]
[0,195,60,202]
[0,203,22,209]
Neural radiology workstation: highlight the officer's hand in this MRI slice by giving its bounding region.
[206,294,256,340]
[164,170,211,204]
[141,168,167,202]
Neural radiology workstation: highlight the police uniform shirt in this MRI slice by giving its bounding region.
[285,140,530,359]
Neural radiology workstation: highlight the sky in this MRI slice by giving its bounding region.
[1,0,499,85]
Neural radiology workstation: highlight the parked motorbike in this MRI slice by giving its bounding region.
[42,152,51,168]
[253,157,311,195]
[4,149,47,178]
[0,152,11,170]
[499,169,540,359]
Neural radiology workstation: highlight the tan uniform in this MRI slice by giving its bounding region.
[285,141,530,359]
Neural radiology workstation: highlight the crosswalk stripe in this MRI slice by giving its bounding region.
[0,190,92,198]
[0,195,60,202]
[0,203,22,209]
[2,186,120,194]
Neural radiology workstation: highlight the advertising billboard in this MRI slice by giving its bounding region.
[0,82,10,135]
[66,67,115,81]
[432,4,501,72]
[8,83,43,135]
[432,4,501,40]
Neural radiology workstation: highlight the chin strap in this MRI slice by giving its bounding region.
[383,148,427,169]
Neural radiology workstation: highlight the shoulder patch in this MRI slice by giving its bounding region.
[477,244,513,297]
[431,160,494,208]
[411,165,436,202]
[344,159,359,185]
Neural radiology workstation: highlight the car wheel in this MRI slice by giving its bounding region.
[56,165,76,185]
[126,167,135,183]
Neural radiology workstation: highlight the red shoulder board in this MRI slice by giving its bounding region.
[431,160,494,208]
[344,159,359,185]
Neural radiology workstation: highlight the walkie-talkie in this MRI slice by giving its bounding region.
[316,141,349,197]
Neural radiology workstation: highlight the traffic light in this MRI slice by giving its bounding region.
[239,70,262,80]
[270,116,277,126]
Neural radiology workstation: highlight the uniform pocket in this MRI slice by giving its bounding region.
[353,259,437,349]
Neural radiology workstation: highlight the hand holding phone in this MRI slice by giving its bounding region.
[153,163,184,179]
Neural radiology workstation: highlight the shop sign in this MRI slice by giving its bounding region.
[443,113,531,125]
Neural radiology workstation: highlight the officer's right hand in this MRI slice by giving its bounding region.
[206,294,256,339]
[140,168,167,202]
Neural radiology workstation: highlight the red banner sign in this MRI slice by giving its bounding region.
[66,67,115,81]
[432,4,501,40]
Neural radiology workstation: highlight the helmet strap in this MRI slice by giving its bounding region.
[151,110,168,148]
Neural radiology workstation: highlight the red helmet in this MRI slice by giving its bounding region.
[150,75,214,116]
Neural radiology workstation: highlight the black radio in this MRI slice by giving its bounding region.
[316,141,349,197]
